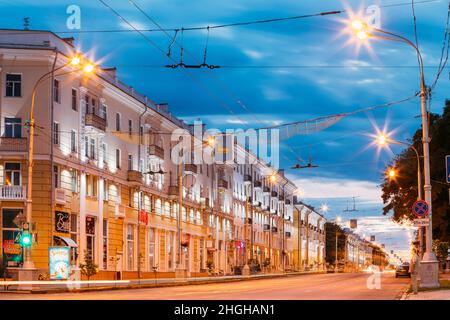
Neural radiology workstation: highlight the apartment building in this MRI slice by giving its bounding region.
[292,202,326,271]
[0,29,299,280]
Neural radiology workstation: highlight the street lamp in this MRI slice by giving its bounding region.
[23,55,94,272]
[350,19,439,288]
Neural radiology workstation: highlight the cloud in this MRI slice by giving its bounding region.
[261,86,291,101]
[289,176,381,203]
[242,49,265,60]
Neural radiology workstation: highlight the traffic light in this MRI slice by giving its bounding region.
[20,231,32,247]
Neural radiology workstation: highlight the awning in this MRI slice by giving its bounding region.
[53,236,78,248]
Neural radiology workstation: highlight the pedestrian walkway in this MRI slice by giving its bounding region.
[404,289,450,300]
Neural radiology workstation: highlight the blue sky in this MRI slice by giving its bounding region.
[2,0,448,260]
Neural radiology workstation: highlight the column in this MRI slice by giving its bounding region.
[79,172,87,260]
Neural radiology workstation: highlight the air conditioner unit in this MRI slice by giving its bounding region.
[115,203,125,218]
[55,188,66,205]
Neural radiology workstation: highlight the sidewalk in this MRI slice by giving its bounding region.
[0,271,326,294]
[403,290,450,300]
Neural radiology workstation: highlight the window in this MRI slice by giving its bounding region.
[91,98,96,115]
[148,228,155,270]
[71,89,77,111]
[115,149,121,169]
[53,165,59,188]
[86,217,96,261]
[70,169,77,192]
[90,138,96,159]
[101,143,107,164]
[128,119,132,136]
[128,154,133,171]
[71,130,76,152]
[167,231,173,270]
[127,224,134,270]
[5,74,21,97]
[4,118,21,138]
[100,103,107,120]
[85,95,90,113]
[70,214,78,243]
[103,219,108,270]
[53,122,59,145]
[115,113,121,131]
[4,163,21,186]
[53,79,60,103]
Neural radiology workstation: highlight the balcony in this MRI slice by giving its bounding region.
[85,112,107,131]
[0,185,26,200]
[184,164,198,175]
[127,170,143,186]
[0,137,27,153]
[271,191,278,198]
[218,179,228,190]
[148,144,165,160]
[254,180,262,190]
[263,224,270,231]
[168,185,179,199]
[243,174,252,185]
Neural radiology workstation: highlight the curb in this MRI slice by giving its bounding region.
[0,271,327,294]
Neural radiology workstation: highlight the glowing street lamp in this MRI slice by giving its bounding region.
[24,54,95,271]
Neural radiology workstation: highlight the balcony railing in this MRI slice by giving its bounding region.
[128,170,143,185]
[85,112,107,131]
[148,144,164,160]
[0,185,26,200]
[0,137,27,153]
[184,164,198,174]
[218,179,228,190]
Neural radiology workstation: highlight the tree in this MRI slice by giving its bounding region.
[79,250,99,283]
[432,239,449,270]
[381,100,450,242]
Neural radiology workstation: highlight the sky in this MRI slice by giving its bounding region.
[1,0,448,261]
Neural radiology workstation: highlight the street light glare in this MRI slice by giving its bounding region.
[83,63,95,73]
[321,204,329,213]
[388,169,396,178]
[356,30,368,40]
[377,134,387,146]
[207,136,215,147]
[351,20,365,31]
[70,56,81,66]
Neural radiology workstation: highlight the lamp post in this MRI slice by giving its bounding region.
[23,55,92,273]
[351,20,439,288]
[376,134,425,257]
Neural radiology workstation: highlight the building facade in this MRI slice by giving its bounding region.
[0,30,298,280]
[292,203,326,271]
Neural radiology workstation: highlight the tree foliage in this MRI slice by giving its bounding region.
[79,250,99,281]
[381,100,450,242]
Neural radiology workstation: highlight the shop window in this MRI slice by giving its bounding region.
[1,209,23,267]
[148,228,155,270]
[86,217,96,261]
[127,224,134,270]
[103,219,108,270]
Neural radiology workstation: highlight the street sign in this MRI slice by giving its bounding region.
[412,200,429,218]
[446,155,450,183]
[414,218,429,227]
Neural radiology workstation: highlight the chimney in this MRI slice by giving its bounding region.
[62,37,75,45]
[157,103,169,113]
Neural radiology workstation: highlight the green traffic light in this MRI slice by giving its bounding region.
[21,233,32,247]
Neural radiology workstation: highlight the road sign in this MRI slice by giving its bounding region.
[446,155,450,183]
[414,218,429,227]
[412,200,429,218]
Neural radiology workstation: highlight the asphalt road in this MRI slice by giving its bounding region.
[0,271,409,300]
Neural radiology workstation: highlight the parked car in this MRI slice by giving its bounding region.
[395,262,411,278]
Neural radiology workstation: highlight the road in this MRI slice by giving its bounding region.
[0,272,409,300]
